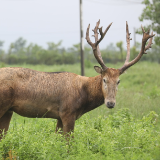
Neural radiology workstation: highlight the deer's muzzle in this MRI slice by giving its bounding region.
[105,99,116,109]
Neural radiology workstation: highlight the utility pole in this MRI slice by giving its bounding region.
[79,0,84,76]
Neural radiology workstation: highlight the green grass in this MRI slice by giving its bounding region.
[0,62,160,159]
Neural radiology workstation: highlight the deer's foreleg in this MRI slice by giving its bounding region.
[62,118,75,133]
[55,119,63,133]
[60,114,76,139]
[0,110,13,140]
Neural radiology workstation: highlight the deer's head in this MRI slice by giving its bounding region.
[86,20,155,109]
[94,67,120,108]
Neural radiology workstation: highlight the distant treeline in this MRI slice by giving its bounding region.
[0,37,159,66]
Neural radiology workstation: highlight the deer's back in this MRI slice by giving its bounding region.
[0,67,89,119]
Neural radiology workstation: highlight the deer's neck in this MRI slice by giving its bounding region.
[83,75,104,113]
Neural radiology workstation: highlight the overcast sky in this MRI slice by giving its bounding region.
[0,0,146,50]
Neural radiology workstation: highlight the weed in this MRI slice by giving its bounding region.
[0,62,159,159]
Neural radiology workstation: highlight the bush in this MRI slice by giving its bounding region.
[0,109,159,160]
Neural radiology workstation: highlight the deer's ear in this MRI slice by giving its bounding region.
[94,66,102,74]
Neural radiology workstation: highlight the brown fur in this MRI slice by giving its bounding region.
[101,68,120,106]
[0,67,120,139]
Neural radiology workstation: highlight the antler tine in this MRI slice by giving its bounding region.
[141,25,145,34]
[86,20,112,70]
[92,19,100,40]
[91,20,106,70]
[96,22,113,47]
[119,23,155,74]
[144,31,153,54]
[125,21,132,65]
[86,24,93,46]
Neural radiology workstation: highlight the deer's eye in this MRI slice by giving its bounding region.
[103,79,106,83]
[117,80,120,85]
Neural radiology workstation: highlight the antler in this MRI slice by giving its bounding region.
[86,20,112,70]
[124,21,132,65]
[144,32,153,53]
[119,22,155,74]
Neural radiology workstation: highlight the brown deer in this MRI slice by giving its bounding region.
[0,20,154,139]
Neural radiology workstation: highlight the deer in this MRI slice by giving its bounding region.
[0,20,154,140]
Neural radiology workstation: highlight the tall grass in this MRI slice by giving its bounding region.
[0,62,160,159]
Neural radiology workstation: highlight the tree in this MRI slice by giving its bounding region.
[116,41,124,61]
[0,41,4,48]
[12,37,27,53]
[0,41,4,54]
[138,0,160,45]
[0,41,5,63]
[47,41,62,51]
[100,43,118,63]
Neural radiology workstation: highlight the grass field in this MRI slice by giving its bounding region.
[0,62,160,159]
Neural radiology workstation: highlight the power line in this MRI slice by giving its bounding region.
[85,0,142,5]
[0,31,79,36]
[124,0,142,3]
[0,27,136,36]
[0,24,139,37]
[0,0,35,1]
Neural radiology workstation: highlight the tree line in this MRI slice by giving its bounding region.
[0,37,159,66]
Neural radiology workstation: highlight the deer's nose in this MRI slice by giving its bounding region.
[107,101,115,109]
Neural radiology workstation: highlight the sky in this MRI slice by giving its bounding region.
[0,0,147,50]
